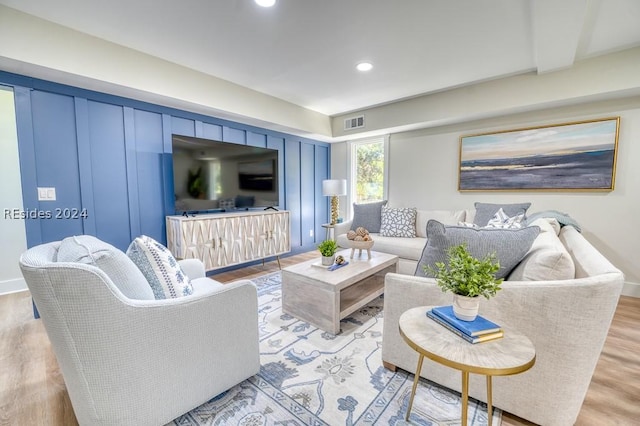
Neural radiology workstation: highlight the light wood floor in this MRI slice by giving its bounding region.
[2,251,638,425]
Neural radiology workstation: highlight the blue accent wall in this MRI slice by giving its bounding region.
[2,70,331,254]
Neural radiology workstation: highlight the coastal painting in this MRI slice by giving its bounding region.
[458,117,620,191]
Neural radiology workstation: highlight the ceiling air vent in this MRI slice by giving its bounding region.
[344,115,365,131]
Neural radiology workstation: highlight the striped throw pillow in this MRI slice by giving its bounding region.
[126,235,193,299]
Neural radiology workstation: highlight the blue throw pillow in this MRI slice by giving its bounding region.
[415,219,539,279]
[351,200,388,233]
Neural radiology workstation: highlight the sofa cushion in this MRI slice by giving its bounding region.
[508,219,575,281]
[337,233,426,261]
[57,235,155,300]
[473,202,532,227]
[126,235,193,299]
[380,206,417,238]
[416,210,467,238]
[351,200,388,233]
[415,219,540,279]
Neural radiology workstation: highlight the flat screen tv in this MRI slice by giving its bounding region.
[171,135,279,213]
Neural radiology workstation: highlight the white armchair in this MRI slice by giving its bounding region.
[20,238,260,426]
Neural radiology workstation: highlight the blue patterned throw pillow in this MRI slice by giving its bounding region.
[380,206,417,238]
[127,235,193,299]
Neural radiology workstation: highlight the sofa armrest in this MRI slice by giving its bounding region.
[333,220,353,237]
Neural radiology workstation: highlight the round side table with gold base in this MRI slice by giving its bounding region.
[399,306,536,426]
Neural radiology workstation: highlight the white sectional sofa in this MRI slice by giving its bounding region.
[334,206,625,426]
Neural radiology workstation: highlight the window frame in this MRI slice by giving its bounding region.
[346,135,389,215]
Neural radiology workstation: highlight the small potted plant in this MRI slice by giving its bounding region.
[425,243,503,321]
[318,239,339,266]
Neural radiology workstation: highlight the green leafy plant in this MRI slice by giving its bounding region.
[317,239,339,257]
[425,243,503,299]
[187,167,206,198]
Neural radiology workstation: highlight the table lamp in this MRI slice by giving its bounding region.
[322,179,347,225]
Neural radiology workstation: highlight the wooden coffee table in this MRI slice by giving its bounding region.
[281,249,398,334]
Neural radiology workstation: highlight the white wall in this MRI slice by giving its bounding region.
[0,86,28,294]
[333,96,640,294]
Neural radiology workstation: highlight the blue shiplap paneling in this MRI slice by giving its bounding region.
[203,122,223,141]
[223,126,246,144]
[74,98,97,237]
[247,131,267,148]
[172,116,195,136]
[133,109,166,242]
[285,139,301,248]
[87,100,131,250]
[300,142,316,246]
[30,90,83,242]
[267,135,285,210]
[314,145,330,241]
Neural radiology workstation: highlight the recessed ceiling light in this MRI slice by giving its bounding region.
[356,62,373,72]
[255,0,276,7]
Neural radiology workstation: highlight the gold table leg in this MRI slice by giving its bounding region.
[461,371,469,426]
[405,354,424,421]
[487,375,493,426]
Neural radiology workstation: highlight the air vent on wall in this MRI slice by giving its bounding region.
[344,115,365,130]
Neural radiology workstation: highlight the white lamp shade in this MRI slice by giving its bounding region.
[322,179,347,196]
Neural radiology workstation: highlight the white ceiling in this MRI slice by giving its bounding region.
[2,0,640,117]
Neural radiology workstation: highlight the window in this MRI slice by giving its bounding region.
[349,136,388,204]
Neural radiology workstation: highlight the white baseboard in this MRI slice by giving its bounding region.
[0,277,28,296]
[621,281,640,298]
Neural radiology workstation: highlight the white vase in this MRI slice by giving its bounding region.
[321,255,335,266]
[452,294,480,321]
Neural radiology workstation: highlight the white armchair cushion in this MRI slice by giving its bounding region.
[57,235,155,300]
[127,235,194,299]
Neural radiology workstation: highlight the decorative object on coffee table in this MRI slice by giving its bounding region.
[346,226,374,259]
[322,179,347,225]
[425,243,502,321]
[318,239,339,266]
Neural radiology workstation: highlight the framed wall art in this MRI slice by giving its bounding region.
[458,117,620,191]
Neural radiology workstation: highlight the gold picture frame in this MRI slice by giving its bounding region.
[458,117,620,191]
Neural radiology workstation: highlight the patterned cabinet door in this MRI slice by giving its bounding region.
[265,211,290,256]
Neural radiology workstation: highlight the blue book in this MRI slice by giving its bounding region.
[430,305,501,337]
[427,311,504,344]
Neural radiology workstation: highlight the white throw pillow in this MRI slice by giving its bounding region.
[380,206,417,238]
[486,208,525,229]
[508,219,575,281]
[126,235,193,299]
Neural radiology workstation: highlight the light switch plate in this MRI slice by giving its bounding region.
[37,187,56,201]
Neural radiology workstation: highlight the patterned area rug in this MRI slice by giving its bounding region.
[171,272,501,426]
